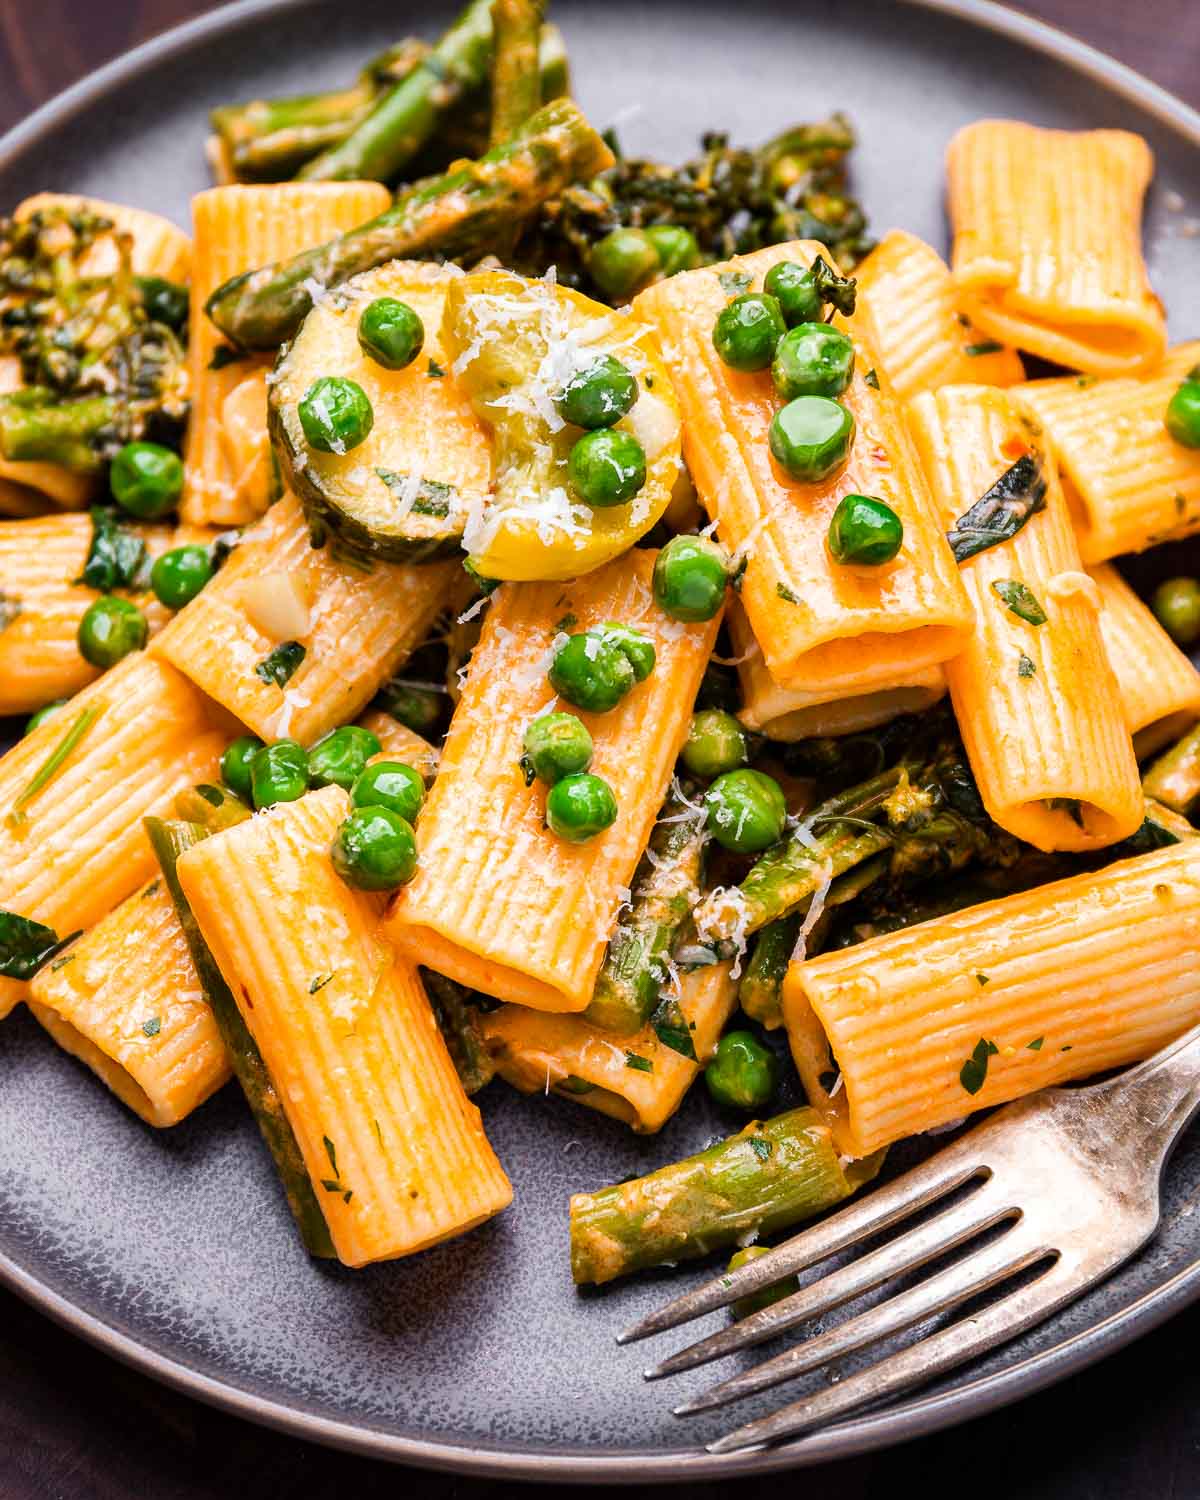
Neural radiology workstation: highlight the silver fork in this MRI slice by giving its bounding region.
[617,1020,1200,1455]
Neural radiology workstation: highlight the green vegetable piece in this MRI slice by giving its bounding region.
[739,913,801,1029]
[589,227,660,301]
[568,428,646,508]
[770,322,855,401]
[828,492,904,566]
[249,739,309,809]
[421,969,496,1095]
[298,376,374,454]
[109,441,184,519]
[945,453,1047,564]
[595,621,655,682]
[704,768,787,854]
[150,545,213,609]
[992,579,1047,626]
[521,712,594,786]
[488,0,543,147]
[254,640,306,688]
[0,910,76,981]
[351,759,426,824]
[75,507,148,592]
[644,224,701,276]
[960,1036,999,1095]
[808,254,858,317]
[77,595,147,667]
[768,395,854,482]
[762,260,822,326]
[652,534,729,622]
[1152,576,1200,647]
[1166,378,1200,449]
[374,678,444,735]
[546,772,618,842]
[135,275,189,330]
[712,293,787,373]
[681,709,749,780]
[308,725,382,790]
[728,1244,800,1320]
[24,700,66,736]
[554,354,638,430]
[548,631,636,712]
[332,806,418,890]
[705,1029,779,1110]
[357,296,424,370]
[220,736,264,800]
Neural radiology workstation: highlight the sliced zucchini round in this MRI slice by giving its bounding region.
[268,261,492,563]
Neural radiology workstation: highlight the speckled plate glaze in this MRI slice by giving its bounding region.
[1,0,1199,1480]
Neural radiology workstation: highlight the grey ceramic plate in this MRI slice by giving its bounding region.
[1,0,1199,1482]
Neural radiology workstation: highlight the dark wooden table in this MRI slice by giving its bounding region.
[2,3,1199,1496]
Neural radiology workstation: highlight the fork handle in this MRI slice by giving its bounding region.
[1090,1019,1200,1166]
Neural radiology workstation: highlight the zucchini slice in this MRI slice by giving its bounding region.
[269,260,492,563]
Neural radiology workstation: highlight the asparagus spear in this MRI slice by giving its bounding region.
[0,390,114,472]
[145,818,335,1259]
[570,1108,883,1285]
[1142,722,1200,815]
[297,0,496,183]
[206,97,615,350]
[488,0,544,147]
[737,913,800,1030]
[421,968,496,1095]
[584,795,708,1036]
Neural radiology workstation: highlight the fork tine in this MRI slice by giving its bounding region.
[617,1146,989,1346]
[706,1251,1077,1454]
[672,1231,1047,1416]
[643,1178,1012,1379]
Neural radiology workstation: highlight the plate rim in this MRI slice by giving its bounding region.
[1,0,1199,1480]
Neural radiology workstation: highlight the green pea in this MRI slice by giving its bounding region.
[220,735,264,800]
[644,224,701,276]
[652,534,729,622]
[249,739,309,810]
[1166,378,1200,449]
[150,545,213,609]
[545,772,618,842]
[298,376,374,454]
[1152,576,1200,647]
[828,493,904,566]
[357,296,424,371]
[768,395,855,483]
[589,227,660,301]
[727,1245,800,1321]
[705,1029,779,1110]
[332,806,417,890]
[24,700,67,736]
[712,293,787,373]
[771,323,855,401]
[555,355,638,430]
[762,260,822,327]
[595,621,656,681]
[681,709,749,779]
[134,275,189,330]
[307,725,382,791]
[351,760,425,824]
[109,442,183,519]
[704,768,787,853]
[77,596,147,667]
[568,429,646,509]
[548,632,636,712]
[522,712,594,786]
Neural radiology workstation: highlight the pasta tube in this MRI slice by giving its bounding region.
[152,492,462,744]
[634,241,972,693]
[1015,343,1200,563]
[854,229,1023,399]
[1091,562,1200,757]
[0,654,227,1018]
[947,121,1166,377]
[27,876,231,1127]
[480,963,737,1134]
[783,839,1200,1157]
[176,785,512,1267]
[385,550,721,1011]
[907,384,1142,851]
[182,182,390,527]
[728,598,946,741]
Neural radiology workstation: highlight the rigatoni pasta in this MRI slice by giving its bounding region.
[634,240,973,693]
[176,785,512,1267]
[947,121,1166,376]
[907,384,1142,851]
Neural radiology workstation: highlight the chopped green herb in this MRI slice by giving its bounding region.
[992,579,1047,626]
[1076,375,1097,389]
[625,1051,654,1073]
[559,1075,596,1094]
[320,1178,342,1194]
[142,879,161,898]
[729,554,748,592]
[651,995,697,1060]
[0,911,78,981]
[718,269,753,295]
[776,581,800,604]
[142,1016,162,1038]
[427,359,445,378]
[308,973,334,994]
[376,470,455,518]
[1046,796,1085,828]
[343,1190,353,1203]
[322,1134,340,1177]
[1017,653,1036,678]
[1061,1044,1073,1052]
[372,1118,384,1148]
[1175,493,1187,516]
[864,367,879,389]
[748,1136,772,1162]
[254,640,306,688]
[975,973,990,986]
[7,706,99,828]
[810,255,857,318]
[75,506,149,592]
[553,613,578,634]
[195,783,224,807]
[964,340,1005,356]
[959,1036,999,1095]
[946,454,1047,564]
[48,954,75,972]
[1027,1036,1045,1051]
